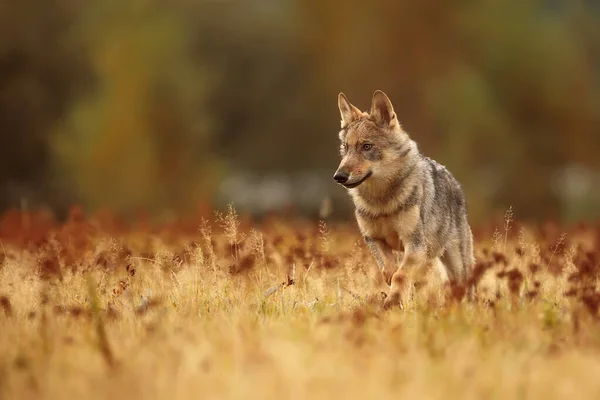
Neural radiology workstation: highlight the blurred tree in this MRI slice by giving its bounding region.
[297,0,600,222]
[1,0,599,222]
[562,0,600,168]
[182,0,330,173]
[456,0,600,219]
[51,0,220,216]
[0,0,90,210]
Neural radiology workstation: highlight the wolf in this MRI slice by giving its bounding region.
[333,90,475,309]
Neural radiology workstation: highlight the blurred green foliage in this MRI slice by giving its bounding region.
[0,0,599,222]
[52,0,219,215]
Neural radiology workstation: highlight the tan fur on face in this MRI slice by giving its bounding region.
[336,92,412,187]
[338,119,417,216]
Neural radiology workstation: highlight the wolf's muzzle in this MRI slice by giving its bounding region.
[335,171,372,189]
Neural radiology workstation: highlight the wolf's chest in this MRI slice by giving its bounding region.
[370,220,401,249]
[355,206,419,251]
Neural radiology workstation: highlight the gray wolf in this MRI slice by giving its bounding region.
[333,90,475,309]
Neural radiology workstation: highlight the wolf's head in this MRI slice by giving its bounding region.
[333,90,411,189]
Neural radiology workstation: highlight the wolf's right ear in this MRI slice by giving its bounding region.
[370,90,398,128]
[338,92,362,128]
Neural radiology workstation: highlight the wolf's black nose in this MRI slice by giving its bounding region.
[333,171,349,184]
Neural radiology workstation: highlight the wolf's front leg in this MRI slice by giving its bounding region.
[363,236,398,291]
[383,243,432,310]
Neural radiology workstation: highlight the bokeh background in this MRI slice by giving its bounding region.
[1,0,599,224]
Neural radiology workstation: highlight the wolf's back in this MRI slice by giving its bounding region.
[417,156,474,270]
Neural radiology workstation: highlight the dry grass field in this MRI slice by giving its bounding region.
[1,204,600,399]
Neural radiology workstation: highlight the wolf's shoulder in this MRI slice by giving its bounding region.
[422,156,446,172]
[418,156,465,194]
[421,156,454,178]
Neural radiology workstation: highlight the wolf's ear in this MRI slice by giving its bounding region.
[338,92,362,128]
[370,90,398,128]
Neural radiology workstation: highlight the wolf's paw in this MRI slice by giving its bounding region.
[364,291,388,307]
[382,269,394,286]
[381,291,402,311]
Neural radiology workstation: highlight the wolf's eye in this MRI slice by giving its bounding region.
[362,143,373,151]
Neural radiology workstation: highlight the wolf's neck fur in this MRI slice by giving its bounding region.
[350,138,421,216]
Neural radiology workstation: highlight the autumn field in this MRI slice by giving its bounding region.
[1,204,600,400]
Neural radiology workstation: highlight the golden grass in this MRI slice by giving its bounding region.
[1,205,600,399]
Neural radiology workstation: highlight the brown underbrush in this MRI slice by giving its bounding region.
[1,205,600,399]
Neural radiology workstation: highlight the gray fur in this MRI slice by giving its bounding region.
[334,90,475,308]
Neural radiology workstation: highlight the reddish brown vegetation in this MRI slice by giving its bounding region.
[1,206,600,321]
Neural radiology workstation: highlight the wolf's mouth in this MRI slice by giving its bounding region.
[342,171,372,189]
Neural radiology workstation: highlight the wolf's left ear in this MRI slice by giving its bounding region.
[370,90,398,128]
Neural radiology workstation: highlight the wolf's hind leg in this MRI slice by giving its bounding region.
[441,241,479,302]
[433,257,449,283]
[461,228,477,301]
[440,242,466,284]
